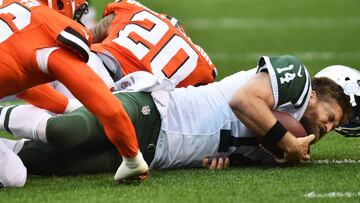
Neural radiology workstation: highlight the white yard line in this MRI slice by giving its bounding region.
[311,159,360,164]
[183,17,360,30]
[305,191,360,198]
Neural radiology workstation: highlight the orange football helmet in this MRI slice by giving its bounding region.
[41,0,88,22]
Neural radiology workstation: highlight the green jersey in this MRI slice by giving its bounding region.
[257,55,311,111]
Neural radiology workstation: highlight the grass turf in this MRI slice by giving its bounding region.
[2,149,360,203]
[1,0,360,202]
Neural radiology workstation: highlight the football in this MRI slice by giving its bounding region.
[257,111,308,158]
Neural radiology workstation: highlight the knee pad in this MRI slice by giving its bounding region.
[7,165,27,188]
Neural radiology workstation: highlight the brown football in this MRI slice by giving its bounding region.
[257,111,308,158]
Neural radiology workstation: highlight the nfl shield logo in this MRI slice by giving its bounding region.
[141,106,151,115]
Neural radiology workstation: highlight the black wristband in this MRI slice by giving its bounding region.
[263,121,288,146]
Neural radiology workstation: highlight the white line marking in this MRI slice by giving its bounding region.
[311,159,360,164]
[305,191,360,198]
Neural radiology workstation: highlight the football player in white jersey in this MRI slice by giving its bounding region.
[0,55,352,177]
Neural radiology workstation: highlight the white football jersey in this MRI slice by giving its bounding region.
[150,55,312,169]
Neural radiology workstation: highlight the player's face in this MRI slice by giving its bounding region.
[301,92,344,142]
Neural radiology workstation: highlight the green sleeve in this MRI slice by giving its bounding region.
[257,55,311,108]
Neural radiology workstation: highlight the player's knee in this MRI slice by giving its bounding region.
[8,166,27,188]
[0,149,27,188]
[46,114,92,149]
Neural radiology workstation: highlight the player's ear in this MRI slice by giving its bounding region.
[309,91,317,104]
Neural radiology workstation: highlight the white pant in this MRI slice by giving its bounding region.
[0,139,27,188]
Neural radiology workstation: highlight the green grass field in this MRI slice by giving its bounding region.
[1,0,360,202]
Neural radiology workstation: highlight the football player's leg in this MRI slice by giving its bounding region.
[0,139,27,188]
[0,105,51,143]
[16,84,69,114]
[17,139,121,176]
[45,107,113,149]
[47,49,147,181]
[0,54,27,98]
[45,92,159,182]
[47,48,139,156]
[112,92,160,182]
[61,147,121,175]
[18,140,68,175]
[18,92,159,177]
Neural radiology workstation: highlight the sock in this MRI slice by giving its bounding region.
[122,151,144,169]
[0,105,51,142]
[0,105,17,132]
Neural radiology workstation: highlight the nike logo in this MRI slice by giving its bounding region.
[297,65,303,77]
[81,27,90,40]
